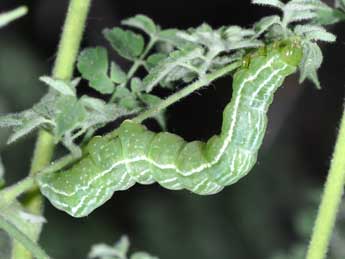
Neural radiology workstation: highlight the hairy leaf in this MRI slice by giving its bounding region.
[140,93,166,130]
[295,25,336,42]
[7,112,49,144]
[122,14,157,36]
[104,28,145,60]
[299,41,323,88]
[0,202,46,259]
[55,96,87,138]
[146,53,167,70]
[143,47,203,92]
[0,114,22,128]
[252,0,285,10]
[40,76,76,96]
[130,77,144,94]
[110,62,127,84]
[253,15,281,37]
[156,29,188,48]
[112,87,139,110]
[88,236,129,259]
[131,252,159,259]
[77,47,114,94]
[315,7,345,25]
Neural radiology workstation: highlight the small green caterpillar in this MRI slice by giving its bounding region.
[37,39,303,217]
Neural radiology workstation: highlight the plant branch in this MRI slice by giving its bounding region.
[11,0,92,259]
[132,61,240,123]
[109,37,156,102]
[0,214,50,259]
[0,177,34,207]
[0,6,28,28]
[306,107,345,259]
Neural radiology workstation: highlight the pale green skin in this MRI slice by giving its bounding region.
[37,40,303,217]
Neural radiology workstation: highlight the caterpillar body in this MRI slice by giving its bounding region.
[37,39,303,217]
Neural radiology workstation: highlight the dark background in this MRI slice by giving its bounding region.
[1,0,345,258]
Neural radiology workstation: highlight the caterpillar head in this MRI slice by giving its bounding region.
[278,38,303,67]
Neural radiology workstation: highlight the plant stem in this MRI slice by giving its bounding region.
[0,177,34,207]
[132,61,240,123]
[0,214,50,259]
[0,6,28,28]
[10,0,92,258]
[306,107,345,259]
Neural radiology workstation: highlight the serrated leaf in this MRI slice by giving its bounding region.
[143,47,203,92]
[40,76,76,96]
[77,47,114,94]
[252,0,285,10]
[315,8,345,25]
[80,96,108,113]
[224,39,263,51]
[7,112,48,144]
[110,62,127,84]
[299,42,323,89]
[294,25,336,42]
[0,6,27,28]
[286,10,318,23]
[55,96,87,138]
[146,53,167,70]
[130,77,144,94]
[253,15,281,37]
[0,114,22,128]
[130,252,159,259]
[157,29,188,48]
[88,236,129,259]
[140,94,166,130]
[122,14,157,36]
[79,96,132,133]
[336,0,345,10]
[112,87,139,110]
[224,26,255,40]
[104,27,145,60]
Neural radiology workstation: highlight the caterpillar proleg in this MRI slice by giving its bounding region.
[37,39,303,217]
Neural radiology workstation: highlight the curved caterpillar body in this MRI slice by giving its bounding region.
[37,39,303,217]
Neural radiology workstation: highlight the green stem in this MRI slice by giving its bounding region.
[306,107,345,259]
[0,6,28,28]
[132,61,240,123]
[0,214,50,259]
[10,0,92,258]
[53,0,92,80]
[0,177,34,207]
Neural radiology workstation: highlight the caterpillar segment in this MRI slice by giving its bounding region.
[37,39,303,217]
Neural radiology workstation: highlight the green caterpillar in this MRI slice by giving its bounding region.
[37,39,303,217]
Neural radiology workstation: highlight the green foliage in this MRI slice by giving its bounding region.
[252,0,337,88]
[0,1,343,258]
[77,47,115,94]
[88,236,158,259]
[104,28,145,61]
[0,202,47,259]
